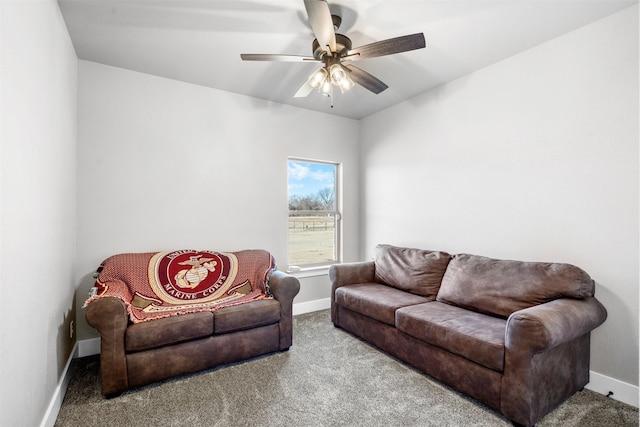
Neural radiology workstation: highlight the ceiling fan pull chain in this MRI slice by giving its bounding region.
[330,85,334,108]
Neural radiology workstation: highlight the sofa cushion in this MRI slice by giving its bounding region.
[396,301,506,372]
[374,244,452,299]
[214,299,281,334]
[125,311,214,352]
[436,254,595,318]
[335,283,430,325]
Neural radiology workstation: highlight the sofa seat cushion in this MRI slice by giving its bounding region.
[214,299,281,334]
[126,311,214,352]
[374,244,452,298]
[396,302,506,372]
[436,254,595,318]
[335,283,430,325]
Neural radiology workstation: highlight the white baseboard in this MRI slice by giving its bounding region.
[77,336,101,357]
[292,297,331,315]
[586,371,639,408]
[40,342,77,427]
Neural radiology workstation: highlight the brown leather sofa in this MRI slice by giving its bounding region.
[330,244,607,427]
[86,255,300,396]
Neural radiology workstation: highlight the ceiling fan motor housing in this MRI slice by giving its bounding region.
[312,33,352,60]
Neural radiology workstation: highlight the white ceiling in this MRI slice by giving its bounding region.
[58,0,637,119]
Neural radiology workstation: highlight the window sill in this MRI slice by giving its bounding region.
[286,265,331,278]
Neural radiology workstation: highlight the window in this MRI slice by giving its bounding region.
[287,158,341,270]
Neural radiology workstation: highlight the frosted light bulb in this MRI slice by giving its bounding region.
[307,68,328,90]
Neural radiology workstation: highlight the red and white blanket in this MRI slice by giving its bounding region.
[86,249,275,323]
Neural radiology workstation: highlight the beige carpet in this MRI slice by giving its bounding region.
[56,310,638,426]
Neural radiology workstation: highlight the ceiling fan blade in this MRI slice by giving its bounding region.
[294,81,314,98]
[240,54,317,62]
[343,64,388,94]
[344,33,425,61]
[304,0,336,53]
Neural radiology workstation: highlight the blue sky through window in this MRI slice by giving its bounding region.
[288,160,335,198]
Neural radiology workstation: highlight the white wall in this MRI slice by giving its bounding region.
[76,61,360,339]
[361,6,638,389]
[0,1,78,426]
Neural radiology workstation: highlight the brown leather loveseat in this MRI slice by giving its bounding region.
[85,249,300,396]
[330,244,607,427]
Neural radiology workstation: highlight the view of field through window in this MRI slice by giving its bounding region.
[288,159,339,267]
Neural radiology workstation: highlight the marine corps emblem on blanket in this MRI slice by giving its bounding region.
[148,250,240,304]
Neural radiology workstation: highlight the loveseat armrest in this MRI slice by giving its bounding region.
[85,296,130,396]
[329,261,376,324]
[268,270,301,304]
[268,270,301,350]
[502,297,607,426]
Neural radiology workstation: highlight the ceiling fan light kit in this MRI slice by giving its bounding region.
[308,59,354,96]
[241,0,426,106]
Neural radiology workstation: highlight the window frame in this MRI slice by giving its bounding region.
[287,157,342,272]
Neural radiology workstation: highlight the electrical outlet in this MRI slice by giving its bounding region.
[69,320,74,339]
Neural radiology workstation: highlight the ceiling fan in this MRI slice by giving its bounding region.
[240,0,425,105]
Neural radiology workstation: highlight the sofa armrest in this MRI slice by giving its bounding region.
[329,261,376,323]
[267,270,301,350]
[85,296,130,396]
[506,297,607,352]
[502,297,607,426]
[329,261,375,289]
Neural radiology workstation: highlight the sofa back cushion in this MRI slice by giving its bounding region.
[374,244,452,299]
[436,253,595,318]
